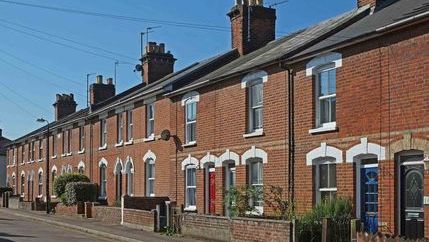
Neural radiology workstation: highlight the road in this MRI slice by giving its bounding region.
[0,210,112,242]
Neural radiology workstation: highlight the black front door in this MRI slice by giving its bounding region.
[401,164,424,239]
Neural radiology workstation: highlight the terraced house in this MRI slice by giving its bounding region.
[5,0,429,239]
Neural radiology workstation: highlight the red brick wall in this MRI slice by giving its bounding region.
[122,208,155,231]
[93,206,121,224]
[55,203,84,216]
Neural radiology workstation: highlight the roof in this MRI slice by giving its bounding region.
[168,5,370,95]
[292,0,429,59]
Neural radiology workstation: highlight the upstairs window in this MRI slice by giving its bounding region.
[248,79,264,133]
[79,126,85,151]
[38,140,43,160]
[117,113,124,144]
[182,92,199,145]
[126,110,133,142]
[62,131,66,155]
[30,141,35,161]
[316,66,336,127]
[146,103,155,138]
[100,119,107,148]
[51,135,57,157]
[21,146,25,163]
[66,130,72,154]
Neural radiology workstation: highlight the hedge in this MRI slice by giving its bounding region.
[53,173,90,197]
[63,182,97,206]
[0,187,12,194]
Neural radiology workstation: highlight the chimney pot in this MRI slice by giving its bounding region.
[140,42,176,85]
[106,78,113,85]
[96,75,103,84]
[90,75,116,105]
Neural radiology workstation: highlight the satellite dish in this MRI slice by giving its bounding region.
[160,129,171,141]
[135,64,142,72]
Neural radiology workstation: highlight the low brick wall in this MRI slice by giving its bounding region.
[55,202,84,216]
[8,196,22,209]
[122,208,156,231]
[182,214,230,242]
[19,201,34,211]
[123,196,169,211]
[93,206,121,224]
[181,214,292,242]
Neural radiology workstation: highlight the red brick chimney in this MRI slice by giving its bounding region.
[140,42,176,85]
[228,0,276,55]
[53,93,77,121]
[357,0,384,8]
[90,75,116,106]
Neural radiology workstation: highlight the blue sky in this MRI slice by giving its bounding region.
[0,0,355,139]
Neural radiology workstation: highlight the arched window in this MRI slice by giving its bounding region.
[307,53,342,133]
[125,157,134,196]
[99,159,108,199]
[78,161,85,174]
[114,159,123,201]
[11,174,16,195]
[181,155,199,211]
[51,165,57,196]
[38,170,43,197]
[144,150,156,197]
[182,91,199,145]
[20,173,25,197]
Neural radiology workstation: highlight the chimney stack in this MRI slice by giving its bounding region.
[140,42,176,85]
[53,94,77,121]
[228,0,276,55]
[0,129,2,137]
[90,75,116,106]
[357,0,385,8]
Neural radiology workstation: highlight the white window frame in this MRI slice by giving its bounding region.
[79,126,85,153]
[30,141,35,161]
[51,135,57,158]
[20,173,25,197]
[146,159,155,197]
[248,158,264,214]
[100,119,107,149]
[116,113,124,145]
[185,165,197,211]
[315,160,337,203]
[99,159,108,199]
[315,65,336,128]
[247,79,264,134]
[125,158,134,196]
[126,110,133,142]
[67,129,72,154]
[38,140,43,161]
[38,171,43,197]
[181,92,199,146]
[146,103,155,139]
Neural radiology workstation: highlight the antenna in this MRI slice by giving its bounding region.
[268,0,288,8]
[145,26,162,48]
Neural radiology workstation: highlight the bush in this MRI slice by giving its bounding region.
[224,185,262,217]
[297,198,353,242]
[63,182,97,206]
[0,187,13,194]
[53,173,90,197]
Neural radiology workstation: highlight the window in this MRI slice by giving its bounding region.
[52,135,57,157]
[12,176,16,195]
[78,162,85,174]
[249,159,264,208]
[115,162,123,201]
[21,146,25,163]
[316,162,337,203]
[100,119,107,148]
[146,159,155,197]
[99,164,107,198]
[30,141,35,161]
[62,131,66,154]
[38,140,43,160]
[20,174,25,196]
[185,101,197,144]
[247,79,264,133]
[126,110,133,142]
[117,113,124,144]
[79,126,85,151]
[51,169,57,195]
[185,165,197,210]
[316,66,336,127]
[38,172,43,196]
[146,103,155,138]
[126,161,134,196]
[67,129,72,153]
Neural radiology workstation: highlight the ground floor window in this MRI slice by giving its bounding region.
[248,158,264,208]
[185,165,196,210]
[146,159,155,197]
[38,172,43,196]
[21,174,25,196]
[126,161,134,196]
[316,162,337,203]
[100,165,107,198]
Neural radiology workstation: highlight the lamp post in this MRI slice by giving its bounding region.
[36,118,50,214]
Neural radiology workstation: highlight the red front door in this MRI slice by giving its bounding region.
[209,169,216,214]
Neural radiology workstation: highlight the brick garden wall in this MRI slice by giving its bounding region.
[122,208,156,231]
[93,206,121,224]
[181,214,292,242]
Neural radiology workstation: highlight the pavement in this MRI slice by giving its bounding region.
[0,208,203,242]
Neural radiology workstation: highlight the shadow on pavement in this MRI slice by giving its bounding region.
[0,232,35,238]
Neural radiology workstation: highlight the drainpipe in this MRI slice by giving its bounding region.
[279,61,295,210]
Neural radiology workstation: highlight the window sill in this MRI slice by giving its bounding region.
[37,159,43,162]
[51,195,57,199]
[124,140,134,146]
[98,144,107,151]
[61,154,67,158]
[184,206,197,212]
[309,122,337,134]
[182,141,197,148]
[67,152,73,156]
[115,141,124,147]
[30,160,35,163]
[97,196,107,200]
[243,130,264,138]
[78,149,85,154]
[52,155,57,159]
[37,195,43,198]
[143,136,155,143]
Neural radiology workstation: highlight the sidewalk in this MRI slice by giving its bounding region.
[0,208,203,242]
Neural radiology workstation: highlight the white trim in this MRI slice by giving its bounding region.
[241,146,267,165]
[219,149,240,167]
[21,170,25,176]
[306,142,343,166]
[346,138,386,163]
[181,155,199,170]
[243,129,264,138]
[182,141,197,148]
[355,155,378,219]
[200,152,219,168]
[181,91,200,106]
[78,161,85,170]
[51,165,58,173]
[143,135,155,143]
[38,167,43,174]
[124,139,134,146]
[115,141,124,147]
[125,156,134,173]
[309,122,337,134]
[11,172,16,178]
[143,150,157,162]
[98,158,108,167]
[78,148,85,154]
[241,70,268,89]
[67,164,73,173]
[114,158,124,175]
[306,52,342,77]
[98,143,108,150]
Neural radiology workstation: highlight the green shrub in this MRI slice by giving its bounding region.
[224,185,262,217]
[63,182,97,206]
[297,198,353,242]
[0,187,13,194]
[53,173,90,197]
